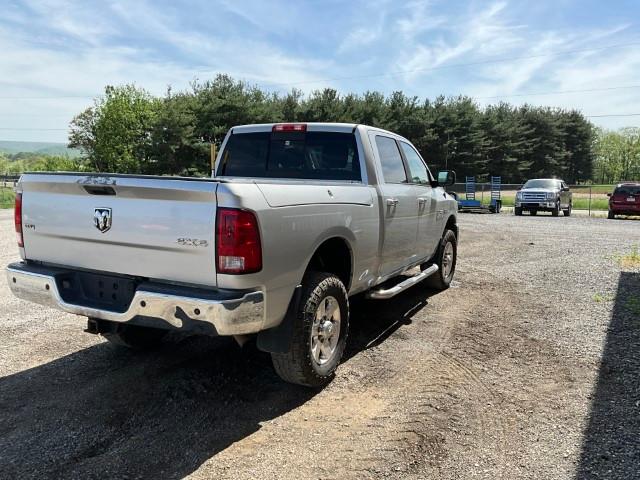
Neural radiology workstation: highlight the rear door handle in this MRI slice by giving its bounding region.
[386,198,399,206]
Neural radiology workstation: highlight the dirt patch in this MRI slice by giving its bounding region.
[0,210,638,479]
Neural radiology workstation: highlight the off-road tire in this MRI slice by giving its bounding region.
[424,229,457,291]
[102,324,167,349]
[271,272,349,388]
[514,207,523,216]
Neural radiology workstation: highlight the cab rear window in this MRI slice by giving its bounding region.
[219,131,361,181]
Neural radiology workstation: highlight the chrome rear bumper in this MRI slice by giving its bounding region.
[6,262,264,336]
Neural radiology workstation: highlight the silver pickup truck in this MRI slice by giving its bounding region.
[7,122,458,386]
[514,178,572,216]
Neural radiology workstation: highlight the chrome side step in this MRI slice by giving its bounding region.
[366,264,439,300]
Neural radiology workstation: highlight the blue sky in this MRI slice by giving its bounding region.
[1,0,640,142]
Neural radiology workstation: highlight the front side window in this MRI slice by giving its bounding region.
[220,131,361,181]
[400,141,430,185]
[375,136,407,183]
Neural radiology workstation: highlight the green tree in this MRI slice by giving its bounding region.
[149,89,206,175]
[69,84,159,173]
[66,74,603,183]
[593,127,640,183]
[481,103,529,182]
[559,110,593,183]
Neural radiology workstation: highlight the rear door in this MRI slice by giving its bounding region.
[399,141,441,260]
[369,133,419,276]
[20,174,219,287]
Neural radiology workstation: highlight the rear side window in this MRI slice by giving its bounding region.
[220,131,361,181]
[399,141,430,185]
[375,136,407,183]
[219,132,270,177]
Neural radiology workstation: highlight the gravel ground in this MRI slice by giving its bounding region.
[0,209,638,479]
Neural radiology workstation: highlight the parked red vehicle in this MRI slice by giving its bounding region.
[607,183,640,219]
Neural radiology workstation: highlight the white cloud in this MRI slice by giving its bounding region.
[393,1,526,81]
[338,27,381,54]
[376,1,639,130]
[0,0,338,141]
[395,0,447,40]
[0,0,638,142]
[21,0,118,46]
[336,0,392,54]
[460,27,640,131]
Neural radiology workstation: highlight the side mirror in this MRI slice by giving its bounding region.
[437,170,456,187]
[606,192,612,197]
[562,187,570,192]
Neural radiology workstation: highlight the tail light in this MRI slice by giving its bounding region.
[15,193,23,248]
[216,208,262,274]
[272,123,306,132]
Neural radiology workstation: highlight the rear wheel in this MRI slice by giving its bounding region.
[271,272,349,387]
[102,323,167,349]
[608,210,615,219]
[423,229,457,291]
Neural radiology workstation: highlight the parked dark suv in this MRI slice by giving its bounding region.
[608,183,640,219]
[515,178,572,216]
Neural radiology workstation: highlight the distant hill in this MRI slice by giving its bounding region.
[0,141,81,158]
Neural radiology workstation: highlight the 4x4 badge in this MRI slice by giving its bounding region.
[94,208,112,233]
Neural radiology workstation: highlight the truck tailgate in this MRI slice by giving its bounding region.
[19,173,219,287]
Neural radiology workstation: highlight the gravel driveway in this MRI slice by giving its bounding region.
[0,209,638,479]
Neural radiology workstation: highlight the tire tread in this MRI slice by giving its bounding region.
[271,272,349,387]
[425,229,457,291]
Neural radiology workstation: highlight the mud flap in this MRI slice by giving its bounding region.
[256,285,302,354]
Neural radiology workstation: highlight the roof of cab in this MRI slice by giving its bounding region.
[230,122,401,138]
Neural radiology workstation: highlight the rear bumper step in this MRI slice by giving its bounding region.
[366,264,439,300]
[6,262,264,336]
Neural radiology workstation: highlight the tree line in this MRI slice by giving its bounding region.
[0,73,626,184]
[592,127,640,183]
[0,152,82,175]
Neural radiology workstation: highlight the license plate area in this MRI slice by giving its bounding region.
[56,271,137,313]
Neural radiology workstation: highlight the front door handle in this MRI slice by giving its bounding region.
[386,198,399,206]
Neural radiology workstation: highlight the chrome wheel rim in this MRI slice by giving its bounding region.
[442,241,454,278]
[311,295,341,365]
